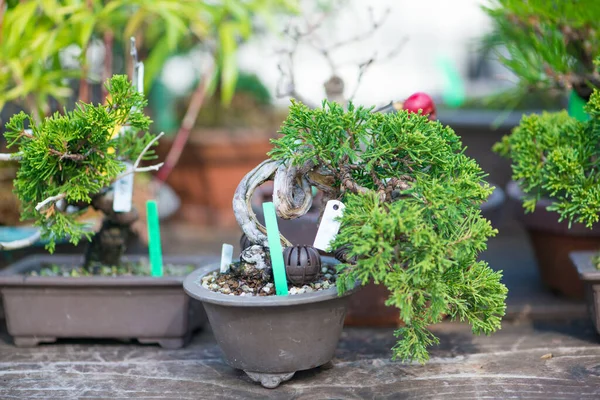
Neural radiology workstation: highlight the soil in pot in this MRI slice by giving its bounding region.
[183,257,357,388]
[0,255,209,348]
[507,181,600,299]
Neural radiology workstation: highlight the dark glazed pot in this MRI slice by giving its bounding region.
[569,252,600,335]
[183,258,357,389]
[507,181,600,299]
[0,255,211,348]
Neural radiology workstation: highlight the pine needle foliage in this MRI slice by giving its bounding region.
[483,0,600,99]
[269,101,508,363]
[4,75,154,251]
[494,88,600,227]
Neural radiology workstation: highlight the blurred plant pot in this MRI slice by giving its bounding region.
[507,181,600,300]
[183,257,358,389]
[155,130,274,227]
[569,252,600,336]
[0,255,209,348]
[344,183,506,327]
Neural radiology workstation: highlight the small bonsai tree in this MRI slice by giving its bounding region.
[484,0,600,102]
[233,101,508,363]
[486,1,600,225]
[494,76,600,227]
[0,74,162,269]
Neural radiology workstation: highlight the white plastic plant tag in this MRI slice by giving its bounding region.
[220,243,234,273]
[313,200,345,251]
[113,162,134,212]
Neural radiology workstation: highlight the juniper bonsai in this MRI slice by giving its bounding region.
[494,87,600,227]
[233,101,507,363]
[0,74,163,268]
[484,0,600,102]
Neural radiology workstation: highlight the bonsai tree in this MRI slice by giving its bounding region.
[483,0,600,104]
[486,0,600,225]
[0,74,163,268]
[233,101,508,363]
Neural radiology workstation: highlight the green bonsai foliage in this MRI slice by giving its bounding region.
[269,101,508,363]
[484,0,600,100]
[494,89,600,227]
[3,75,155,252]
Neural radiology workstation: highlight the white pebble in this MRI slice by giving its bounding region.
[321,267,329,274]
[240,285,252,293]
[210,283,219,290]
[262,286,271,293]
[324,273,332,279]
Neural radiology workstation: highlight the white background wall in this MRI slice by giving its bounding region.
[236,0,501,107]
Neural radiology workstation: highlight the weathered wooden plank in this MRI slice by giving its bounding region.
[0,320,598,399]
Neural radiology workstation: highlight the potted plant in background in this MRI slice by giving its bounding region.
[0,0,299,234]
[0,75,209,348]
[485,0,600,298]
[184,100,508,388]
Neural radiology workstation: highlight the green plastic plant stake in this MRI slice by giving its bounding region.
[568,90,590,122]
[146,200,164,277]
[437,56,465,108]
[262,202,288,296]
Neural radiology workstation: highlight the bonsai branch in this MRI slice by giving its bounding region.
[0,152,23,161]
[233,159,293,247]
[113,132,165,181]
[35,193,67,212]
[272,161,313,220]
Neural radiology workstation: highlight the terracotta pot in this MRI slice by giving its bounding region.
[0,255,209,348]
[507,181,600,299]
[570,252,600,336]
[183,257,358,389]
[156,130,275,227]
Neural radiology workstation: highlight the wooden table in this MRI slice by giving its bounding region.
[1,218,599,398]
[0,319,599,399]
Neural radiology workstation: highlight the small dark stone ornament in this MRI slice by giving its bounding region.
[283,245,321,285]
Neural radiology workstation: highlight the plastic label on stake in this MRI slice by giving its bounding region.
[113,162,134,212]
[220,244,233,274]
[313,200,345,251]
[263,202,289,296]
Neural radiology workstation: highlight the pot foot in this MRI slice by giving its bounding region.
[13,336,57,347]
[138,337,187,349]
[244,371,295,389]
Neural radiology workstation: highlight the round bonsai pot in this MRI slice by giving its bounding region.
[183,258,357,388]
[507,181,600,299]
[344,183,506,327]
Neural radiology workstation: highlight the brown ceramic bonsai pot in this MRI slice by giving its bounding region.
[183,258,358,389]
[507,181,600,299]
[0,254,210,348]
[569,252,600,335]
[343,183,506,327]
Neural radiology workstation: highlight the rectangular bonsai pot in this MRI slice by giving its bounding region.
[569,251,600,335]
[0,254,215,348]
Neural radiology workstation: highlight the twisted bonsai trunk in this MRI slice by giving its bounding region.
[83,191,139,269]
